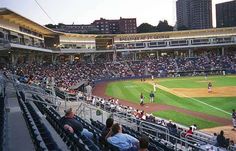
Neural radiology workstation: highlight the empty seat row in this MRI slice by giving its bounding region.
[25,102,61,150]
[17,96,48,151]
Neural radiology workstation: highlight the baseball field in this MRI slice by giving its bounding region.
[94,75,236,129]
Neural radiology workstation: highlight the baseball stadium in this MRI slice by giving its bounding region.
[0,6,236,151]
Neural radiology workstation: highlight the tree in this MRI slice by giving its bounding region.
[45,24,56,29]
[58,23,65,27]
[156,20,173,32]
[137,23,156,33]
[177,25,189,31]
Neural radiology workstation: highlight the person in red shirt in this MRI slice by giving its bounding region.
[185,127,193,137]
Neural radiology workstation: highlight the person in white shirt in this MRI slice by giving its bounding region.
[153,83,158,92]
[151,75,154,81]
[190,124,197,131]
[85,84,92,100]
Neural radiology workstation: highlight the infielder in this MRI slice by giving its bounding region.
[149,91,155,103]
[140,93,144,106]
[153,83,158,93]
[208,82,212,93]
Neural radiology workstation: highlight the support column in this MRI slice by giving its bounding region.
[91,53,95,63]
[112,51,117,62]
[51,54,59,64]
[107,53,110,62]
[51,55,55,64]
[38,55,43,64]
[69,55,74,64]
[28,52,36,64]
[221,47,225,56]
[10,51,19,65]
[188,49,193,57]
[134,52,137,61]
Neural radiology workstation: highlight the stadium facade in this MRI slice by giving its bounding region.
[0,8,236,65]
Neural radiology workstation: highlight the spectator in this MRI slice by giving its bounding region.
[85,83,92,101]
[106,123,139,151]
[232,109,236,131]
[100,118,114,146]
[139,135,149,151]
[216,130,229,148]
[185,127,193,137]
[211,133,218,145]
[60,108,94,140]
[190,124,197,131]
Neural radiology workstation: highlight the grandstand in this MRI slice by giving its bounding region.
[0,7,236,151]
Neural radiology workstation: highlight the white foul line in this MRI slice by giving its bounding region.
[178,91,231,115]
[157,84,231,115]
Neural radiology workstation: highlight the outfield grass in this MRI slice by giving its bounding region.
[106,81,152,103]
[152,111,221,129]
[195,97,236,113]
[105,76,236,122]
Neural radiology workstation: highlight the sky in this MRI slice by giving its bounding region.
[0,0,232,27]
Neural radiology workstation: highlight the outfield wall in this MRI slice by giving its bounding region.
[94,70,236,84]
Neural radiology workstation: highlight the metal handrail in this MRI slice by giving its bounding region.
[91,95,215,143]
[76,101,205,151]
[25,98,58,107]
[180,130,214,145]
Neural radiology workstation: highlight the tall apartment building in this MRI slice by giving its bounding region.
[92,17,137,34]
[176,0,212,30]
[176,0,190,29]
[216,0,236,28]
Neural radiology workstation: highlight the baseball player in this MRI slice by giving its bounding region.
[208,82,212,93]
[153,83,158,93]
[140,93,144,106]
[151,75,154,81]
[149,91,155,103]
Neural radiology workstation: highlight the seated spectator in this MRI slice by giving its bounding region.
[170,124,178,136]
[60,108,94,140]
[190,124,197,131]
[211,133,218,145]
[106,123,139,151]
[185,127,193,137]
[167,120,173,129]
[99,118,114,146]
[63,124,74,133]
[139,135,149,151]
[216,130,229,148]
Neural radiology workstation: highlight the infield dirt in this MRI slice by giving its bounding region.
[147,81,236,98]
[171,87,236,97]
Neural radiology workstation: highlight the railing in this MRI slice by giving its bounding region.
[0,76,6,98]
[76,101,206,151]
[0,38,11,50]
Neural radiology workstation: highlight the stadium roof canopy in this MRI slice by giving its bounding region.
[0,8,57,36]
[1,7,236,40]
